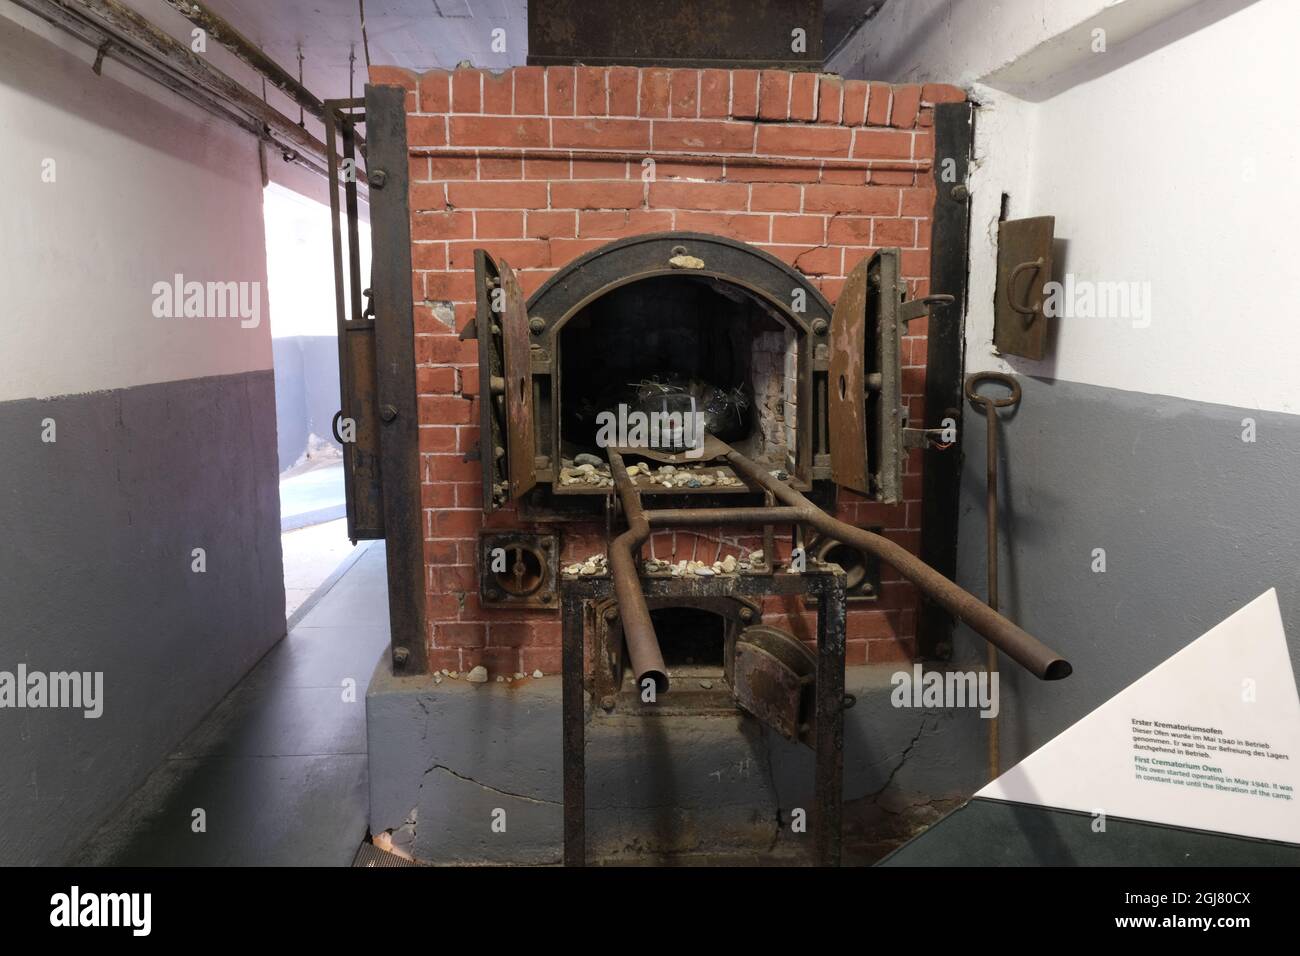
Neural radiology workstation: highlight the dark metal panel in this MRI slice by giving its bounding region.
[814,586,846,866]
[474,251,538,511]
[828,249,905,501]
[918,99,974,660]
[474,251,503,512]
[872,249,905,504]
[732,624,817,742]
[365,83,428,675]
[326,99,384,540]
[994,216,1056,360]
[499,261,537,501]
[528,0,824,69]
[562,595,586,867]
[828,257,870,493]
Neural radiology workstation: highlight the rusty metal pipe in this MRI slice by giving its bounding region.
[645,507,803,526]
[606,451,669,694]
[724,449,1071,681]
[60,0,328,162]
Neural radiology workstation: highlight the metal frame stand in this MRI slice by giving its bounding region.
[560,569,847,867]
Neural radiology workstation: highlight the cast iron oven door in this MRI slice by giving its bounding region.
[474,250,537,512]
[828,249,906,503]
[467,235,920,508]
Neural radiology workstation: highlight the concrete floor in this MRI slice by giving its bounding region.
[282,517,360,619]
[279,459,346,531]
[75,545,390,866]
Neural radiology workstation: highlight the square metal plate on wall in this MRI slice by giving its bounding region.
[994,216,1055,360]
[478,532,561,609]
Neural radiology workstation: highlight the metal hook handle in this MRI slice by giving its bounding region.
[1006,257,1044,328]
[965,371,1021,410]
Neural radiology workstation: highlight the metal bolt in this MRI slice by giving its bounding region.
[951,183,969,201]
[487,588,503,601]
[739,607,754,623]
[600,695,616,712]
[392,646,410,667]
[379,404,397,422]
[603,607,619,623]
[810,318,829,336]
[368,168,387,188]
[528,316,546,334]
[541,592,554,604]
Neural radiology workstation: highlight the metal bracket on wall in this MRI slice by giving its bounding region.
[994,216,1056,359]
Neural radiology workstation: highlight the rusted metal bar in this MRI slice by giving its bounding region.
[966,371,1024,778]
[723,446,1071,681]
[562,592,586,866]
[606,450,669,694]
[815,584,847,866]
[367,85,427,673]
[60,0,327,162]
[157,0,342,135]
[644,507,803,526]
[409,146,929,175]
[13,0,328,177]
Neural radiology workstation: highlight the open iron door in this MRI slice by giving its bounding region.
[328,101,384,540]
[474,250,537,512]
[828,249,906,503]
[732,624,819,746]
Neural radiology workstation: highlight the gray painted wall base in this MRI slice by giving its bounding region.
[367,660,990,864]
[0,371,285,864]
[273,335,342,472]
[953,375,1300,767]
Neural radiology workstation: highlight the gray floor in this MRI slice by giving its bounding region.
[279,461,347,531]
[75,545,390,866]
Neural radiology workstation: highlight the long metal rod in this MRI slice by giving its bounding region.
[59,0,328,162]
[983,401,1002,775]
[644,506,803,526]
[562,594,586,866]
[606,450,669,694]
[965,371,1025,778]
[815,585,846,866]
[157,0,336,132]
[604,441,1068,691]
[12,0,327,177]
[411,145,928,174]
[722,445,1070,681]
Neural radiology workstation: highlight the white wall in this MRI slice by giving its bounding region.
[829,0,1205,93]
[835,0,1297,416]
[264,182,370,339]
[967,0,1300,415]
[0,5,272,402]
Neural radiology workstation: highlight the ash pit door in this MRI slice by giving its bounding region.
[827,248,906,504]
[732,624,818,746]
[474,250,537,512]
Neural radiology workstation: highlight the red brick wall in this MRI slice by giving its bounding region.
[369,63,964,677]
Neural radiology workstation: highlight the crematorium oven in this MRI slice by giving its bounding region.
[463,231,1071,864]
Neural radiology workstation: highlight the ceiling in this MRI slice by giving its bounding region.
[149,0,881,104]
